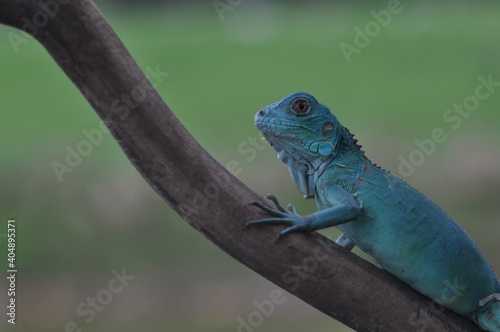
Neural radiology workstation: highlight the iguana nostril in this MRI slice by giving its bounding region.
[258,109,265,116]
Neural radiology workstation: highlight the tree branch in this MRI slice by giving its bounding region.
[0,1,481,331]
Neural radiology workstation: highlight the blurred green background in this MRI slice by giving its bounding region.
[1,0,500,331]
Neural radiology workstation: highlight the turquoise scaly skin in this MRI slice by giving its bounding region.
[248,92,500,331]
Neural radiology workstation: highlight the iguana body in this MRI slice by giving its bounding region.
[249,92,500,331]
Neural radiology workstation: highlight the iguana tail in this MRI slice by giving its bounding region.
[474,294,500,331]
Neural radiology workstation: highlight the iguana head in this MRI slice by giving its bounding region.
[254,92,345,198]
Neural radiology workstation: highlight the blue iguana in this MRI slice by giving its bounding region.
[248,92,500,331]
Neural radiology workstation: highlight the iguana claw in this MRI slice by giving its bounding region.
[247,194,310,238]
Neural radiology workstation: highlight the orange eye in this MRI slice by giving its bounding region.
[292,99,310,115]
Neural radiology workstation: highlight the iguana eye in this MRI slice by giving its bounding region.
[292,99,310,115]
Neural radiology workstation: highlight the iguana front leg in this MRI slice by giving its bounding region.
[335,233,356,251]
[248,185,362,240]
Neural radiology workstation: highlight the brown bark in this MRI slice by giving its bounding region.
[0,1,481,331]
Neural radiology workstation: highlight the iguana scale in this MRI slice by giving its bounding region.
[248,92,500,331]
